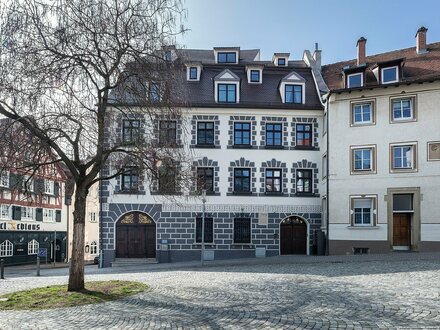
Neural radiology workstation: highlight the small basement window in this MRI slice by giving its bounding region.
[353,247,369,255]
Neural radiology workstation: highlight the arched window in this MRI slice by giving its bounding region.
[90,241,98,255]
[0,240,13,257]
[28,239,39,255]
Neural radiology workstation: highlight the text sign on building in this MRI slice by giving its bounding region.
[0,221,41,231]
[258,213,269,225]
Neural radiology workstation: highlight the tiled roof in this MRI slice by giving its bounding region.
[322,42,440,91]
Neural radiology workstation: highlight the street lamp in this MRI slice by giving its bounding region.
[201,189,206,266]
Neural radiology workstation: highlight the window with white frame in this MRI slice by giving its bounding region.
[89,212,97,223]
[21,207,34,221]
[0,240,13,257]
[353,198,373,226]
[23,176,34,192]
[43,208,55,222]
[347,72,363,88]
[28,239,39,255]
[44,180,54,195]
[352,102,373,125]
[352,147,375,173]
[392,98,414,121]
[0,205,10,220]
[391,144,416,171]
[90,241,98,255]
[381,66,398,84]
[0,171,9,188]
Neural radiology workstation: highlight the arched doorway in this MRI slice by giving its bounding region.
[116,212,156,258]
[280,216,307,255]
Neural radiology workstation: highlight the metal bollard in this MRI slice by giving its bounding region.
[36,257,40,277]
[1,259,4,279]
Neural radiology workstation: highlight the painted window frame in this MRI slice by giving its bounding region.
[89,212,97,223]
[250,70,260,83]
[43,208,55,222]
[0,240,13,257]
[265,168,282,193]
[189,67,198,80]
[285,84,303,104]
[44,180,54,195]
[217,52,237,63]
[0,171,9,188]
[351,101,375,126]
[350,195,378,227]
[148,82,161,102]
[196,167,214,193]
[381,66,399,84]
[233,168,251,193]
[265,122,283,147]
[0,205,10,220]
[390,142,418,173]
[347,72,364,88]
[159,120,177,146]
[28,239,39,255]
[295,169,313,195]
[122,119,141,144]
[277,58,286,66]
[218,83,237,103]
[390,96,416,123]
[21,206,35,221]
[295,123,313,147]
[196,121,215,146]
[90,241,98,255]
[350,145,376,174]
[233,122,251,146]
[121,166,139,192]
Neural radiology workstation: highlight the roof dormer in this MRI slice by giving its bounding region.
[279,71,306,104]
[185,62,203,82]
[273,53,290,67]
[214,69,240,103]
[214,47,240,64]
[373,58,404,85]
[246,65,263,84]
[162,45,176,62]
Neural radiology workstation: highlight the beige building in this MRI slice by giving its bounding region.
[320,27,440,254]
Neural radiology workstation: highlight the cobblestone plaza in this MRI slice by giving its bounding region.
[1,255,440,329]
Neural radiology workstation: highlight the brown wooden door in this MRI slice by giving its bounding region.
[128,226,146,257]
[393,213,411,246]
[280,218,307,255]
[116,227,129,258]
[146,225,156,258]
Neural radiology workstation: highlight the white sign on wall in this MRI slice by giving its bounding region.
[258,213,268,225]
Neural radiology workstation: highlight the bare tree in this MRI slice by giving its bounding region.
[0,0,188,291]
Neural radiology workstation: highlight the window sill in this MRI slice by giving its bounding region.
[351,170,376,175]
[114,190,145,195]
[295,193,316,197]
[264,145,285,150]
[390,168,417,173]
[150,191,182,196]
[231,145,253,149]
[294,146,316,151]
[347,226,380,229]
[191,191,220,197]
[351,122,375,127]
[230,192,253,196]
[264,192,285,196]
[390,119,416,124]
[194,144,220,149]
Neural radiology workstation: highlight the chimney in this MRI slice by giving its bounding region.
[416,26,428,54]
[313,42,322,71]
[357,37,367,66]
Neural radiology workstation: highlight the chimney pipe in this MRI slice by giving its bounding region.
[416,26,428,54]
[313,42,322,71]
[357,37,367,66]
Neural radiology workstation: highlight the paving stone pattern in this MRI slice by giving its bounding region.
[1,258,440,329]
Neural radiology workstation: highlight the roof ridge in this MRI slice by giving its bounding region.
[323,41,440,68]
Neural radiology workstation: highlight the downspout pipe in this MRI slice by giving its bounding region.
[325,94,330,256]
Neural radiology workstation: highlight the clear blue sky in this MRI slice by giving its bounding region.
[179,0,440,64]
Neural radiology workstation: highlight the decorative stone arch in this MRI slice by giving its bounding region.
[279,215,310,255]
[115,211,157,259]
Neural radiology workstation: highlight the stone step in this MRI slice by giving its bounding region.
[111,258,158,267]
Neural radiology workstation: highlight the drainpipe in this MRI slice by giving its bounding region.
[325,94,330,256]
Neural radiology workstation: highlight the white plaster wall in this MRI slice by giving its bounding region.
[327,82,440,240]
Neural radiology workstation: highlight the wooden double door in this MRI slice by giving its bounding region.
[280,217,307,255]
[116,212,156,258]
[393,213,411,247]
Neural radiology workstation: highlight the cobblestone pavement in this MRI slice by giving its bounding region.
[1,257,440,329]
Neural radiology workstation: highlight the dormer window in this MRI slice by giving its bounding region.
[214,69,240,103]
[250,70,260,82]
[149,83,160,102]
[278,58,286,66]
[273,53,290,67]
[218,84,236,103]
[381,66,398,84]
[347,72,363,88]
[189,67,198,80]
[285,85,302,104]
[218,52,237,63]
[164,50,172,62]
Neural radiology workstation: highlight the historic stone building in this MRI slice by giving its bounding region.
[320,27,440,254]
[100,47,325,266]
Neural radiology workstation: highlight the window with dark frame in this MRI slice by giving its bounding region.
[218,84,236,103]
[296,169,312,194]
[122,119,141,143]
[197,122,214,146]
[196,167,214,193]
[266,123,282,147]
[265,169,282,193]
[277,58,286,66]
[149,82,160,102]
[250,70,260,82]
[189,67,198,80]
[158,162,177,193]
[296,124,313,147]
[121,167,139,192]
[234,122,251,146]
[159,120,177,146]
[234,217,251,243]
[285,85,302,103]
[195,217,213,243]
[234,168,250,193]
[217,52,236,63]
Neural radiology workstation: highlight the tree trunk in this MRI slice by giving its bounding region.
[68,188,87,291]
